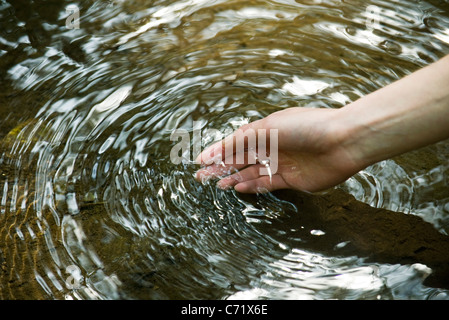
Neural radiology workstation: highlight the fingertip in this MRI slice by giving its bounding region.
[196,148,224,166]
[195,167,217,183]
[194,169,208,182]
[233,175,286,194]
[216,175,239,190]
[233,182,253,194]
[195,150,212,165]
[216,180,233,190]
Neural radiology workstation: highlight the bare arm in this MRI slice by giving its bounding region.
[338,54,449,170]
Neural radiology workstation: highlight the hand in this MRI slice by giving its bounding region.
[195,107,361,193]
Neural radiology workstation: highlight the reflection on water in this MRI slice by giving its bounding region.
[0,0,449,299]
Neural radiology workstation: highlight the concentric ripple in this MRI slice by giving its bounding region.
[0,0,449,299]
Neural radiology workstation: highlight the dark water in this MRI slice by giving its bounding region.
[0,0,449,299]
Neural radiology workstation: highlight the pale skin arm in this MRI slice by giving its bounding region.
[195,54,449,193]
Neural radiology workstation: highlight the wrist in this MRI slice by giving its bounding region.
[329,106,374,173]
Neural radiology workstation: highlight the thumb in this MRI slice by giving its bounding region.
[195,119,267,165]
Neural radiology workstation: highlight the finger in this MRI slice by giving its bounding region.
[216,163,286,192]
[215,164,262,189]
[234,175,289,193]
[195,120,264,165]
[195,164,238,182]
[195,150,259,182]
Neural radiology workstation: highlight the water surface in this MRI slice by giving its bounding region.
[0,0,449,299]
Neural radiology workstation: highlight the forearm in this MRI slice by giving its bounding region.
[336,54,449,170]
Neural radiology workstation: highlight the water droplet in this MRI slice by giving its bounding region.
[310,229,326,236]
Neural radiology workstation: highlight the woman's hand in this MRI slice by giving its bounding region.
[195,107,361,193]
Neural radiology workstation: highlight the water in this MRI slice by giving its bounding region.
[0,0,449,300]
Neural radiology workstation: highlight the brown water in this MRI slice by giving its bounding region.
[0,0,449,300]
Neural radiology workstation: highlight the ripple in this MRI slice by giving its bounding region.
[0,0,448,300]
[341,159,415,213]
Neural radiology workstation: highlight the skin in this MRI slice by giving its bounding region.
[195,54,449,194]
